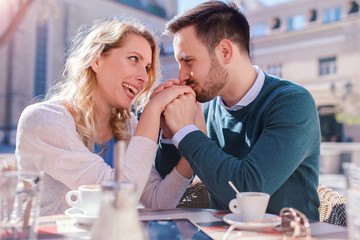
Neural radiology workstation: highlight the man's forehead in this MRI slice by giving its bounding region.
[173,32,184,46]
[173,26,195,43]
[173,34,187,60]
[172,26,210,61]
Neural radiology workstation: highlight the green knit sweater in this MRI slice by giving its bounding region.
[156,74,320,220]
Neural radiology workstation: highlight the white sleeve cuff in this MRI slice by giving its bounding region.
[172,124,199,149]
[160,138,173,144]
[160,129,173,144]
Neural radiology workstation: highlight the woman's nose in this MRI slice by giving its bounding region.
[137,67,149,83]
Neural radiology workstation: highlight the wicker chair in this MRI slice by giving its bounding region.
[176,178,210,208]
[317,184,347,227]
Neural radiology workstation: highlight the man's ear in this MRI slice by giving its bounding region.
[90,57,101,73]
[217,39,233,64]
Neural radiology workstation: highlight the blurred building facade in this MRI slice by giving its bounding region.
[2,0,360,146]
[0,0,177,145]
[114,0,177,19]
[246,0,360,142]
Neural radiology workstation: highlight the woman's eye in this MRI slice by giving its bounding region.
[129,56,138,62]
[145,66,150,73]
[184,59,192,63]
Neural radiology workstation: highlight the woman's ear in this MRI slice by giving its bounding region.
[90,57,101,73]
[217,39,233,64]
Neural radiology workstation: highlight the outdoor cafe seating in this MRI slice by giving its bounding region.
[177,179,348,227]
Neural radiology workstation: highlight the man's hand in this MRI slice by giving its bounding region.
[163,93,198,135]
[151,79,185,139]
[194,102,207,134]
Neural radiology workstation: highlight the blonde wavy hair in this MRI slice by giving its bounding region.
[46,18,160,152]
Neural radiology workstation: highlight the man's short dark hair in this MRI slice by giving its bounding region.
[166,1,250,56]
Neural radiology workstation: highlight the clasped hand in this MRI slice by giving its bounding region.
[150,79,206,138]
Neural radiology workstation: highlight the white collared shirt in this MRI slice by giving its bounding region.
[218,65,265,111]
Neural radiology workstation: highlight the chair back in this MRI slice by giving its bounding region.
[317,184,347,227]
[176,178,210,209]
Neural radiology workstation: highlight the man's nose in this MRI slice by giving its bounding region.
[178,67,191,83]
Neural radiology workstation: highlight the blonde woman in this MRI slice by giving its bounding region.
[15,18,197,216]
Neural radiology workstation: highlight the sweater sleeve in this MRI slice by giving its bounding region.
[178,90,320,210]
[155,142,181,179]
[140,165,191,208]
[15,102,114,190]
[16,102,190,208]
[121,113,191,207]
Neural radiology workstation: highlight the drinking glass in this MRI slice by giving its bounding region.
[0,156,18,239]
[0,154,44,240]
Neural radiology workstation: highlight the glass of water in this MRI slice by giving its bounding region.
[0,155,18,237]
[0,154,44,240]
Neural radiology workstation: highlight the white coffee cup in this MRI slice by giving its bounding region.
[229,192,270,222]
[66,184,101,217]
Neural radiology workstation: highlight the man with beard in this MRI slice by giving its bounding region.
[154,1,321,220]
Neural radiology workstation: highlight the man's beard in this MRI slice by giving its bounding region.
[194,57,229,103]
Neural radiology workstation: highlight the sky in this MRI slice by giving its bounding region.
[178,0,294,13]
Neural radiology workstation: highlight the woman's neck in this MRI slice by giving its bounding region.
[94,105,114,143]
[96,123,114,143]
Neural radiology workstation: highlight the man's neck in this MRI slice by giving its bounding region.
[220,65,257,108]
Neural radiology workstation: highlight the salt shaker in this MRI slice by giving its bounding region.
[91,181,146,240]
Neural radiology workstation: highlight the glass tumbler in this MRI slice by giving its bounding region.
[0,155,43,240]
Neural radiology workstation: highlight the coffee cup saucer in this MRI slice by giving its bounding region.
[64,208,97,226]
[223,213,280,231]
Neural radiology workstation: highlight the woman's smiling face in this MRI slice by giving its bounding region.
[91,33,152,112]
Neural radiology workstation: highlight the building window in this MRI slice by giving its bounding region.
[309,9,317,22]
[349,1,359,14]
[319,57,336,76]
[267,64,282,78]
[33,21,48,98]
[271,17,281,29]
[287,14,304,31]
[251,23,267,38]
[323,7,342,23]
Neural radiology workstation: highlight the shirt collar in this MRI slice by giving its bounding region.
[218,65,265,111]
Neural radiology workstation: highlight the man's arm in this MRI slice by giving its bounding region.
[155,143,181,179]
[156,97,205,179]
[162,89,320,212]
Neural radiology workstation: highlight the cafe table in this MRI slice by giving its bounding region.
[36,208,348,240]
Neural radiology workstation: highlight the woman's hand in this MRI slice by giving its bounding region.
[148,85,195,115]
[150,79,192,139]
[150,79,184,99]
[135,85,195,143]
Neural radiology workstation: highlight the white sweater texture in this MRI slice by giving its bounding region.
[15,101,191,216]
